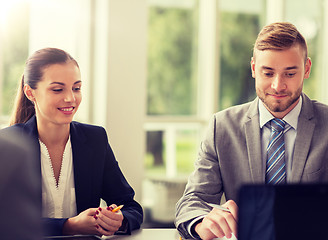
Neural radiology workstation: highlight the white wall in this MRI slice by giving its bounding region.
[105,0,147,202]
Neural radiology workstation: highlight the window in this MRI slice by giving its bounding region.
[145,0,200,178]
[0,1,30,125]
[144,0,202,226]
[147,3,198,116]
[218,0,264,109]
[285,0,322,100]
[143,0,328,226]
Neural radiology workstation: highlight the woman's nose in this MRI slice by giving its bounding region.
[64,90,75,102]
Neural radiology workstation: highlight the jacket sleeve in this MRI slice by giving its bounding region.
[42,218,68,236]
[175,115,223,239]
[100,135,143,234]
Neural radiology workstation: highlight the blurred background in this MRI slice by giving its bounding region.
[1,0,327,228]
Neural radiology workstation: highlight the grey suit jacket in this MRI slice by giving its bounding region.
[175,93,328,239]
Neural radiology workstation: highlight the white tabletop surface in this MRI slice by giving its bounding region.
[45,228,237,240]
[102,228,181,240]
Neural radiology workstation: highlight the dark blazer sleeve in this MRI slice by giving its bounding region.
[42,218,68,236]
[71,122,143,235]
[99,129,143,234]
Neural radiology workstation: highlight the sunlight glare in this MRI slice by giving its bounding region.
[0,0,28,29]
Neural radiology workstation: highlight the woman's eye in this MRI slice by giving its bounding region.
[73,87,81,91]
[52,89,63,92]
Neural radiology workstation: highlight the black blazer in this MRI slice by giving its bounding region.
[2,116,143,236]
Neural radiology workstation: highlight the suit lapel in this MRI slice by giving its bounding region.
[290,93,315,182]
[21,116,42,199]
[23,116,41,172]
[70,122,94,212]
[244,98,264,183]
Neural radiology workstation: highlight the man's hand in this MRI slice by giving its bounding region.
[195,200,238,240]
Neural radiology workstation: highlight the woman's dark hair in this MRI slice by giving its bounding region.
[10,48,79,126]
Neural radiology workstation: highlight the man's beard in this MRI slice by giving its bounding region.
[256,87,302,113]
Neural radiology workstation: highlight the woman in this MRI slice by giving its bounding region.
[3,48,143,236]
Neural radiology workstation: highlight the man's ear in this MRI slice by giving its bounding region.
[304,57,312,79]
[23,84,35,102]
[251,57,256,78]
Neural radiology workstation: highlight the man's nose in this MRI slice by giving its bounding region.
[271,75,286,92]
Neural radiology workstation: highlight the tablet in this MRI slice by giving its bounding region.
[238,184,328,240]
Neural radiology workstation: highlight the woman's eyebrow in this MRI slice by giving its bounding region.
[50,82,65,86]
[50,80,81,86]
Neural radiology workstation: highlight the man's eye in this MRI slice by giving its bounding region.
[286,72,296,78]
[264,72,273,77]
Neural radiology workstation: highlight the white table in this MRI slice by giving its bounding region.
[102,228,181,239]
[46,228,237,240]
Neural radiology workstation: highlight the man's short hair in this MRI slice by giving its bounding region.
[253,22,308,63]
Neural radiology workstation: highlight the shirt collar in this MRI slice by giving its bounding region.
[259,96,302,130]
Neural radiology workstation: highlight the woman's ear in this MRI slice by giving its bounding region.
[23,84,35,102]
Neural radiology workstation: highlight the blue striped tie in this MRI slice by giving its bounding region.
[265,118,286,184]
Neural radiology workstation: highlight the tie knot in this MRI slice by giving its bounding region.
[270,118,285,132]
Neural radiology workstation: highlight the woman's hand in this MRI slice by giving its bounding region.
[94,204,124,236]
[63,208,100,235]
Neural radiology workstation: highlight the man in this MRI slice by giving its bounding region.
[175,22,328,240]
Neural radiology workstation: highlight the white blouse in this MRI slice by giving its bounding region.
[39,137,77,218]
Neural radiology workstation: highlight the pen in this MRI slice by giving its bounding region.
[112,205,124,212]
[206,203,231,213]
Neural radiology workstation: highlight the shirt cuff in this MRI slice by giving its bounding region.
[115,217,129,235]
[188,215,206,239]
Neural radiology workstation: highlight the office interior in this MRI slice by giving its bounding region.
[1,0,328,228]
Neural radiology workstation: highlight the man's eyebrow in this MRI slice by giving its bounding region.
[260,66,299,71]
[285,66,298,70]
[261,66,274,71]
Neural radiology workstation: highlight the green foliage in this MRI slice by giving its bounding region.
[1,2,29,115]
[146,8,262,176]
[147,6,198,115]
[219,12,259,110]
[144,131,197,177]
[303,32,319,99]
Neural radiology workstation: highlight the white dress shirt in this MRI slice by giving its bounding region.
[40,136,77,218]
